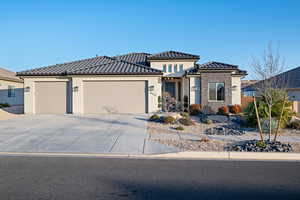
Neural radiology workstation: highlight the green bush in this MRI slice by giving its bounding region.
[256,141,267,148]
[244,98,295,128]
[261,118,278,134]
[0,103,10,108]
[149,114,160,122]
[162,116,176,124]
[189,104,201,115]
[180,112,189,119]
[203,118,213,124]
[217,106,228,115]
[175,126,184,131]
[179,118,195,126]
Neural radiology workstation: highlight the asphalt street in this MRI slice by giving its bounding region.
[0,156,299,200]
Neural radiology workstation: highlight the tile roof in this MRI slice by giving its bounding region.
[69,57,162,75]
[17,56,162,76]
[0,68,23,82]
[147,51,199,60]
[113,53,150,66]
[186,61,247,75]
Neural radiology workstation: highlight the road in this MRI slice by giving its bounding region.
[0,156,299,200]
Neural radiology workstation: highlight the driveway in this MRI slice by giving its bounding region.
[0,114,179,154]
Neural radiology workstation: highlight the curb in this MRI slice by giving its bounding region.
[0,151,299,161]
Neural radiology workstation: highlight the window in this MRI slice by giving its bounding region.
[168,64,172,72]
[174,64,178,72]
[179,64,184,72]
[208,82,225,101]
[162,64,166,72]
[8,85,16,98]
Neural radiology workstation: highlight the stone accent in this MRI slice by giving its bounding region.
[200,73,232,114]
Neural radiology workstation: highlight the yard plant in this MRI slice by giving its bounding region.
[189,104,201,115]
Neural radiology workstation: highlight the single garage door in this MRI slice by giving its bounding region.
[35,81,67,114]
[83,81,147,114]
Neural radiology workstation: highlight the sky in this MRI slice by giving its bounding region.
[0,0,299,79]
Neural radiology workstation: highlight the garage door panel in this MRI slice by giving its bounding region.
[83,81,147,114]
[35,82,67,114]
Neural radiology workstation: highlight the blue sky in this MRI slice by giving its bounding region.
[1,0,299,79]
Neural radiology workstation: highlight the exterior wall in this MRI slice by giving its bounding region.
[288,89,300,114]
[231,76,242,105]
[23,76,161,114]
[150,60,196,77]
[200,73,232,114]
[71,76,162,114]
[189,77,201,104]
[0,79,24,105]
[23,77,70,114]
[288,89,300,101]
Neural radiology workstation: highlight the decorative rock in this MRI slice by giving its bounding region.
[230,140,293,152]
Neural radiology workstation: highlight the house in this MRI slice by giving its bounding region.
[17,51,247,114]
[0,68,24,106]
[242,66,300,114]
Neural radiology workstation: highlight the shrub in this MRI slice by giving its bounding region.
[261,118,278,134]
[289,121,300,129]
[229,104,242,114]
[175,126,184,131]
[203,118,213,124]
[180,112,189,119]
[200,138,210,142]
[162,116,176,124]
[149,114,160,122]
[244,98,295,128]
[0,103,10,108]
[217,106,228,115]
[179,118,195,126]
[256,140,267,148]
[189,104,201,115]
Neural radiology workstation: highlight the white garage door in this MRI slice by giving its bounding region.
[35,82,67,114]
[83,81,147,114]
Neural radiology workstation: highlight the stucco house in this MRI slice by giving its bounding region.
[242,66,300,114]
[17,51,247,114]
[0,68,24,106]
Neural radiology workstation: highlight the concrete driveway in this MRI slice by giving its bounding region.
[0,114,179,154]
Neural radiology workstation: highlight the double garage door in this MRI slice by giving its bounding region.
[35,81,148,114]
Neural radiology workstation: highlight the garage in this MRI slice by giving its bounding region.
[83,81,148,114]
[35,81,68,114]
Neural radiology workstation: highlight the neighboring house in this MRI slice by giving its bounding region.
[242,66,300,114]
[0,68,24,106]
[17,51,247,114]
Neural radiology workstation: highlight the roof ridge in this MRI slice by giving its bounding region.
[69,56,116,73]
[200,61,238,68]
[151,50,199,57]
[69,56,162,74]
[112,57,162,72]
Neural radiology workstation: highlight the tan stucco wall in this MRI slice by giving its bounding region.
[23,77,70,114]
[0,79,24,105]
[231,76,242,105]
[72,76,161,114]
[150,60,195,77]
[23,75,162,114]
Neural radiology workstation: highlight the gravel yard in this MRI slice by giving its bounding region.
[147,115,300,152]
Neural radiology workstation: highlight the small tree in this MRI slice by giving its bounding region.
[251,42,289,141]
